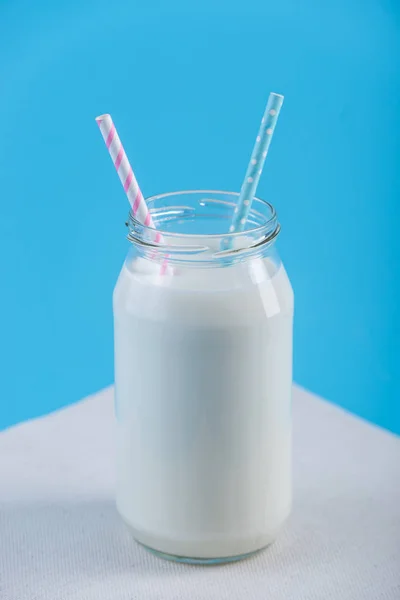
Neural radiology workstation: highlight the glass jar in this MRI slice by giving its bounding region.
[113,190,294,564]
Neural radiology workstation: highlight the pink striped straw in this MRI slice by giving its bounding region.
[95,114,168,273]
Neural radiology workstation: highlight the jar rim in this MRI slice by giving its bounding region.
[128,189,278,240]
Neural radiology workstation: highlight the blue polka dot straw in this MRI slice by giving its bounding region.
[229,92,284,236]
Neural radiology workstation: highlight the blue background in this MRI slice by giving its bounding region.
[0,0,399,433]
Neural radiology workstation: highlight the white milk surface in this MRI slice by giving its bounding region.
[113,256,294,559]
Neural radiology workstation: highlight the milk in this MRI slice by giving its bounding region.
[113,255,293,560]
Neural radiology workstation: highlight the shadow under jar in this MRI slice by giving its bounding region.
[113,190,294,564]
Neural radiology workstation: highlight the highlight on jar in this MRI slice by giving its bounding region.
[96,92,294,564]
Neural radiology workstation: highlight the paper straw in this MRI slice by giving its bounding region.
[229,93,284,235]
[95,114,169,273]
[96,114,159,233]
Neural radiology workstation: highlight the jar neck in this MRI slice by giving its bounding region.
[125,190,280,268]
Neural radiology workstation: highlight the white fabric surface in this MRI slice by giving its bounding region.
[0,385,399,600]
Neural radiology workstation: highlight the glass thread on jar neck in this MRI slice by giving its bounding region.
[126,190,280,268]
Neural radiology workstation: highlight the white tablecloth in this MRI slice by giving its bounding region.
[0,386,399,600]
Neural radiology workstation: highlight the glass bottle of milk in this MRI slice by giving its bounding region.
[113,190,294,564]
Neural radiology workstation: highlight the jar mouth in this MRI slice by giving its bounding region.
[127,190,280,263]
[129,189,278,239]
